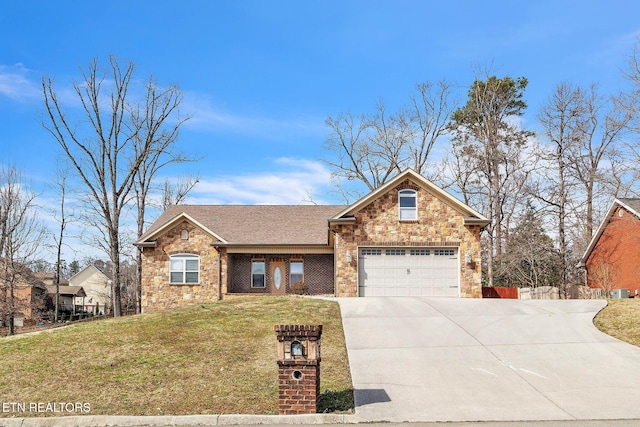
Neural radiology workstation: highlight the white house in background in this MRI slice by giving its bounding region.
[70,264,112,314]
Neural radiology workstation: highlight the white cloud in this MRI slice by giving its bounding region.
[186,158,336,205]
[181,92,326,140]
[0,63,41,101]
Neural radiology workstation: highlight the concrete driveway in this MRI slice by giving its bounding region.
[337,297,640,423]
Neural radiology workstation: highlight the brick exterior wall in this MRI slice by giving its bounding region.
[228,254,334,295]
[277,363,320,414]
[331,178,483,298]
[304,255,335,294]
[141,221,219,312]
[586,206,640,296]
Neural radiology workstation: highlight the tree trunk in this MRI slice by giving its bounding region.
[9,277,15,335]
[136,195,145,314]
[586,179,594,240]
[110,231,122,317]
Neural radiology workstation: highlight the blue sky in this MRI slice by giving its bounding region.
[1,1,640,260]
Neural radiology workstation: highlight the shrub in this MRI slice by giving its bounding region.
[290,280,309,295]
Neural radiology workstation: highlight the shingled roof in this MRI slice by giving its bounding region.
[137,205,347,246]
[46,285,86,298]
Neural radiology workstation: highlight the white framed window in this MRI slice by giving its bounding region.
[434,249,455,256]
[385,249,406,256]
[290,260,304,285]
[361,249,382,256]
[170,254,199,284]
[410,249,431,256]
[399,189,417,220]
[252,259,266,288]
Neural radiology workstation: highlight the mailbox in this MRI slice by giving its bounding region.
[275,324,321,362]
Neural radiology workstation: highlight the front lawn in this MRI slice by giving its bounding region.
[594,298,640,347]
[0,296,354,416]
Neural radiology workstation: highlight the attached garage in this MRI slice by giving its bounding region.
[358,247,459,297]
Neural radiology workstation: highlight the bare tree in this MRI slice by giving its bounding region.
[323,80,456,200]
[619,38,640,197]
[42,55,189,316]
[535,82,585,295]
[50,162,75,322]
[130,77,193,314]
[569,84,631,243]
[0,165,46,335]
[588,261,620,296]
[161,176,199,211]
[408,81,457,173]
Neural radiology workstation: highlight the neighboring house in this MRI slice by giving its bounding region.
[34,271,66,287]
[135,169,490,312]
[579,198,640,297]
[69,264,112,314]
[1,264,47,325]
[46,285,87,314]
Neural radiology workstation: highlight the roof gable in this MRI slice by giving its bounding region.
[69,264,112,284]
[330,169,489,225]
[579,198,640,267]
[136,211,228,245]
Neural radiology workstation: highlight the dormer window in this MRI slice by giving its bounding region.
[399,189,417,220]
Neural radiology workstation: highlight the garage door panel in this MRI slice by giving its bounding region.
[359,248,459,297]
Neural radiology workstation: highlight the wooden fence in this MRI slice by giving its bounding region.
[483,285,606,300]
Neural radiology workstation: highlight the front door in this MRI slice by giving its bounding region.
[269,260,286,294]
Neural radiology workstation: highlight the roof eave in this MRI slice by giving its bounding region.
[579,198,623,266]
[135,241,157,248]
[328,217,356,224]
[211,243,333,248]
[463,217,491,227]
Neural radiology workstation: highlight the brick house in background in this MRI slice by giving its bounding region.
[135,169,489,311]
[579,198,640,297]
[2,265,47,326]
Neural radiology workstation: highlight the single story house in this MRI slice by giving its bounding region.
[578,198,640,297]
[135,169,489,312]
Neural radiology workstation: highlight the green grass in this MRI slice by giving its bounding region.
[0,296,354,416]
[594,298,640,347]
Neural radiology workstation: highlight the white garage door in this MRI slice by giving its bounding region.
[358,247,459,297]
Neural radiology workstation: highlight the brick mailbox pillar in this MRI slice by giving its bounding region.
[274,324,322,415]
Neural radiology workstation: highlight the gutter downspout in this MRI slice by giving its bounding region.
[214,245,222,301]
[330,227,338,298]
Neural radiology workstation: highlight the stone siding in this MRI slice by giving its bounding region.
[141,221,219,312]
[332,178,482,297]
